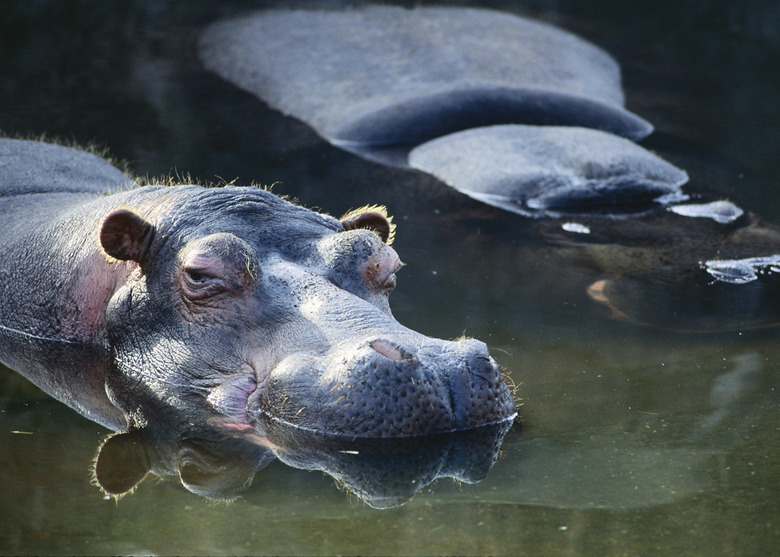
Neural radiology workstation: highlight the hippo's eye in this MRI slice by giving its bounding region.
[181,265,227,300]
[178,235,258,309]
[184,267,216,284]
[186,269,208,283]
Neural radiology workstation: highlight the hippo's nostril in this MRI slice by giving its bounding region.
[369,339,410,361]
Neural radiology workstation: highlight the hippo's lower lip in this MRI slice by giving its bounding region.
[253,337,517,438]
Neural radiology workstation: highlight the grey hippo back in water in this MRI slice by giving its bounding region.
[0,138,517,445]
[198,6,780,331]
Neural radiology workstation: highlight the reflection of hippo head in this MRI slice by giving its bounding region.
[261,418,516,509]
[92,415,515,508]
[98,185,516,438]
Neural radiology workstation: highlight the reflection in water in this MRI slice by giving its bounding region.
[94,406,514,509]
[89,345,763,512]
[261,418,514,509]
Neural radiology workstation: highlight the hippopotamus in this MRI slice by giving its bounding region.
[198,6,654,164]
[197,6,687,217]
[0,138,517,444]
[408,125,689,217]
[527,206,780,332]
[196,5,780,332]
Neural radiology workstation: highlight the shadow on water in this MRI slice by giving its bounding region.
[1,0,780,555]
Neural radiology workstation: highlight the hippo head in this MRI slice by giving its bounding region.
[98,185,516,438]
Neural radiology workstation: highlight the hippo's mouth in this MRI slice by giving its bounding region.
[249,337,517,438]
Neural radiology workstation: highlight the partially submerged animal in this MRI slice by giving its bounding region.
[198,5,780,330]
[408,125,689,217]
[0,139,516,492]
[197,5,678,215]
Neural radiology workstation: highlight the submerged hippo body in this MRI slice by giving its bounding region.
[197,5,780,331]
[0,139,516,441]
[198,6,687,216]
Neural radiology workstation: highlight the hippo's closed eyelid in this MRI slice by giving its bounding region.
[177,243,259,306]
[180,266,229,301]
[180,255,226,286]
[1,138,516,502]
[183,266,219,284]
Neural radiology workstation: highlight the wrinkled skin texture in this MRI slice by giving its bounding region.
[0,139,516,440]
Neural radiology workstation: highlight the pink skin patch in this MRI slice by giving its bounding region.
[207,374,258,419]
[60,247,136,342]
[210,418,279,450]
[370,339,405,361]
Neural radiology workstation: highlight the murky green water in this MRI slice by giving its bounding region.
[2,1,779,555]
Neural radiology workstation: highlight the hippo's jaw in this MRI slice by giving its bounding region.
[252,335,517,438]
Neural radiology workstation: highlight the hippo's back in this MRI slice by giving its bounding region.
[0,138,134,200]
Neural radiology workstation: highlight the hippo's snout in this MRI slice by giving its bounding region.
[258,337,516,438]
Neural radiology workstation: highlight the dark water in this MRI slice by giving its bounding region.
[1,1,780,555]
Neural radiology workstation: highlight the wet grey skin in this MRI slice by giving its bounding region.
[197,6,702,218]
[202,6,773,225]
[198,5,653,168]
[0,138,516,438]
[409,125,690,217]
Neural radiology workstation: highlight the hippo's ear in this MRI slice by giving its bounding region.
[340,205,396,245]
[93,430,151,497]
[100,209,155,263]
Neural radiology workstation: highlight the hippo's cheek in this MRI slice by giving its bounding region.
[255,338,516,438]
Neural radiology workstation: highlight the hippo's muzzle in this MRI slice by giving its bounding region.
[256,337,517,438]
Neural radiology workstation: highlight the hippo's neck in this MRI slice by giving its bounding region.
[0,188,146,432]
[0,189,145,347]
[59,245,139,345]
